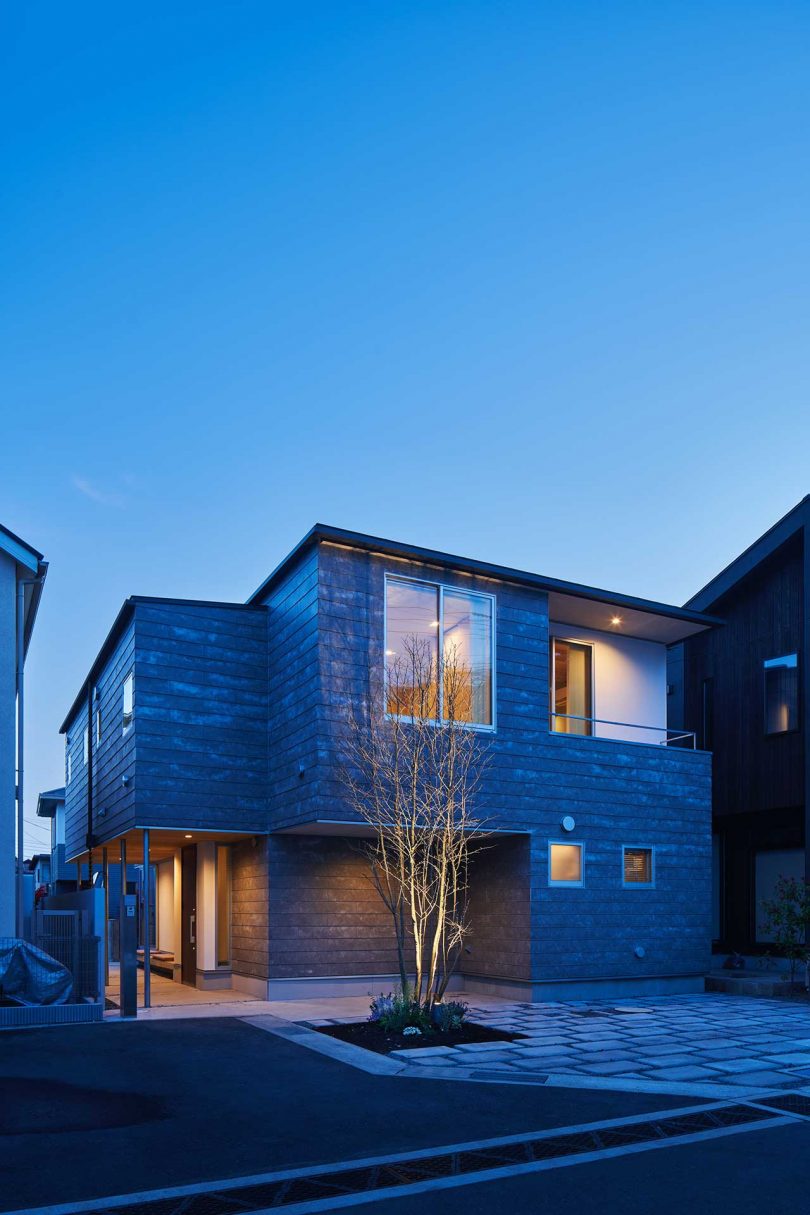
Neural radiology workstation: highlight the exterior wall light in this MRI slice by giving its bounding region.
[561,815,576,833]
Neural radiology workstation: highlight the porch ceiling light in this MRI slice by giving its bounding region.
[184,833,193,839]
[610,615,622,626]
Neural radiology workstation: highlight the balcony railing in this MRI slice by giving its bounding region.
[550,713,698,749]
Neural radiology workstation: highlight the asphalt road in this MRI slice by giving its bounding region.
[0,1017,701,1211]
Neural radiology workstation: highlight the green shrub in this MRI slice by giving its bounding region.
[369,989,430,1033]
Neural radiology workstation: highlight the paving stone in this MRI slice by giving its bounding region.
[764,1053,810,1065]
[648,1065,721,1080]
[709,1057,784,1074]
[452,1041,521,1053]
[388,1046,456,1058]
[700,1047,761,1061]
[645,1055,704,1069]
[580,1060,643,1075]
[720,1070,795,1087]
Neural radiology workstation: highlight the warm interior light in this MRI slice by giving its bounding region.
[184,833,193,839]
[430,620,440,627]
[610,615,622,626]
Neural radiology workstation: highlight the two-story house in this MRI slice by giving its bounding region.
[668,497,810,958]
[61,526,718,1003]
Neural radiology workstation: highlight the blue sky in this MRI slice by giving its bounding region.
[3,2,810,853]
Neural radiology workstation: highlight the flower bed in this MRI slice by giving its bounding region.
[315,1020,524,1056]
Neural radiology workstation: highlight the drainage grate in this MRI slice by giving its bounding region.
[67,1103,782,1215]
[753,1092,810,1119]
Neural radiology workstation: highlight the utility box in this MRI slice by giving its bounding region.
[119,893,138,1017]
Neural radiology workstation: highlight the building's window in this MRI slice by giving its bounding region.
[623,846,654,887]
[764,654,799,735]
[755,848,804,942]
[384,576,494,727]
[96,707,102,746]
[122,672,134,733]
[550,639,593,736]
[83,727,89,765]
[549,842,583,886]
[216,845,232,967]
[66,743,72,785]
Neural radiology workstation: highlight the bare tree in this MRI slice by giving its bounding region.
[340,636,490,1009]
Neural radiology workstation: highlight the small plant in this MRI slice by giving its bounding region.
[432,1000,469,1032]
[761,876,810,983]
[402,1026,422,1037]
[368,988,430,1033]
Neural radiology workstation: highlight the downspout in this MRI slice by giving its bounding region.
[16,581,24,938]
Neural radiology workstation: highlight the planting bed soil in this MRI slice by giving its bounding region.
[315,1020,526,1055]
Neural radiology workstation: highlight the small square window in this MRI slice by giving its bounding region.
[549,842,583,886]
[122,672,134,733]
[623,847,654,887]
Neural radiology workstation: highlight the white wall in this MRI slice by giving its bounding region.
[550,621,668,745]
[156,860,175,953]
[0,553,17,936]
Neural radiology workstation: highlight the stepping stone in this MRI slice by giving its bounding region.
[580,1060,641,1075]
[764,1053,810,1065]
[389,1045,456,1058]
[649,1065,720,1080]
[709,1058,782,1074]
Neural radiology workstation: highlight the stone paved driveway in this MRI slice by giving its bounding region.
[386,995,810,1092]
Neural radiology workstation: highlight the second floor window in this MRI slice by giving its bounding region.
[384,576,494,727]
[122,672,134,733]
[551,638,593,736]
[764,654,798,735]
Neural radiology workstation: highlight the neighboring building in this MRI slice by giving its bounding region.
[36,787,70,890]
[61,526,718,1001]
[0,523,47,938]
[668,497,810,957]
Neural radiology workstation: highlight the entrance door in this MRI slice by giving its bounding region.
[181,845,197,986]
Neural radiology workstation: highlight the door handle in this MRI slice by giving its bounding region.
[189,914,196,946]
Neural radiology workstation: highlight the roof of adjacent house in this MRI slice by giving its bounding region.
[36,788,66,818]
[247,523,722,643]
[0,522,47,654]
[685,495,810,612]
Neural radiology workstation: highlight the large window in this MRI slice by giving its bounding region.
[764,654,798,735]
[385,576,494,727]
[549,842,583,886]
[550,639,593,736]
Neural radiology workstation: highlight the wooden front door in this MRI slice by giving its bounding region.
[181,845,197,986]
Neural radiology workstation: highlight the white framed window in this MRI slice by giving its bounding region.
[83,727,89,765]
[550,637,594,736]
[549,842,584,887]
[96,706,102,746]
[66,742,72,785]
[764,654,799,735]
[384,574,495,729]
[622,846,655,888]
[122,672,134,733]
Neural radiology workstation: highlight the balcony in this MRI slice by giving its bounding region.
[550,712,698,749]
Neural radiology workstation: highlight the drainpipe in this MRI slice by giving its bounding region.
[16,571,46,939]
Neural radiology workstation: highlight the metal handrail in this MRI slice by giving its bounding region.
[549,712,697,749]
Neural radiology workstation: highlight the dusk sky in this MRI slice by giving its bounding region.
[3,2,809,854]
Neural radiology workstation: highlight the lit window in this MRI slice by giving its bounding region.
[122,672,134,733]
[623,846,654,887]
[551,639,593,736]
[216,845,232,967]
[384,577,494,727]
[549,842,583,886]
[764,654,798,735]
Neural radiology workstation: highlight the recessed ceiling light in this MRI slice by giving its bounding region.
[184,834,193,839]
[610,615,622,626]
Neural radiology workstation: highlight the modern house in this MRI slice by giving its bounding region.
[36,788,70,891]
[668,496,810,958]
[0,523,47,938]
[61,525,718,1002]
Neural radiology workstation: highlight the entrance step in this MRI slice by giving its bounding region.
[705,970,805,997]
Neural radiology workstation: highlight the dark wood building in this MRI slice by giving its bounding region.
[668,497,810,955]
